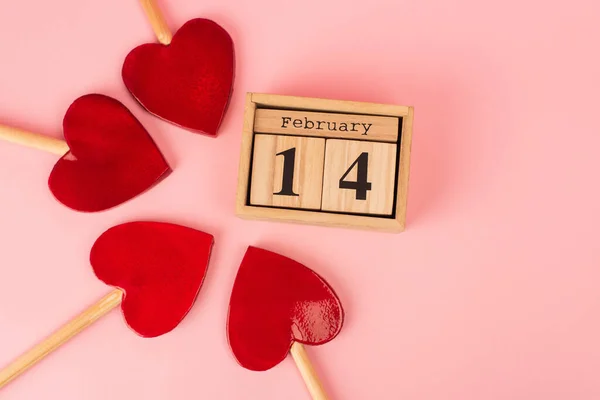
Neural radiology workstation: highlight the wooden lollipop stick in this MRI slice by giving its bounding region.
[139,0,173,45]
[0,289,123,389]
[0,124,69,156]
[290,342,330,400]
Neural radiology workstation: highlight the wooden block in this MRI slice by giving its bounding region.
[321,139,397,215]
[236,93,414,232]
[251,93,412,118]
[254,109,398,142]
[250,134,325,210]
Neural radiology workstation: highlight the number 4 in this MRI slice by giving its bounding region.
[339,152,372,200]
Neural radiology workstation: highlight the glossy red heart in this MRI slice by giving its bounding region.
[122,18,235,136]
[48,94,170,212]
[90,221,214,338]
[227,247,344,371]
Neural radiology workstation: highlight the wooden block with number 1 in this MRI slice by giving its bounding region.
[250,135,325,210]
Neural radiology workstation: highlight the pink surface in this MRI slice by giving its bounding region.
[0,0,598,399]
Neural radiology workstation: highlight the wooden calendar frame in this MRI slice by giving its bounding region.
[235,92,414,232]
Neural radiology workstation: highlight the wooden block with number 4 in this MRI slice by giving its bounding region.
[322,139,397,215]
[250,134,325,210]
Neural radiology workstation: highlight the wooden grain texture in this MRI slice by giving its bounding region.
[251,93,411,117]
[139,0,173,45]
[250,135,325,210]
[0,124,69,155]
[235,94,257,214]
[394,106,414,230]
[254,109,398,142]
[0,289,123,389]
[237,202,404,231]
[236,93,414,232]
[290,342,330,400]
[322,139,396,215]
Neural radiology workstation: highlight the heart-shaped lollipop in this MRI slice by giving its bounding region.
[91,221,213,337]
[0,221,213,388]
[122,11,235,136]
[0,94,170,212]
[228,246,344,399]
[49,94,170,212]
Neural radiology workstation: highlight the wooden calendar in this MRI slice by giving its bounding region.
[236,93,413,232]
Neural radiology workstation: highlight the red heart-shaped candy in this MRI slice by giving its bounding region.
[227,247,344,371]
[122,18,235,136]
[48,94,170,212]
[90,221,213,338]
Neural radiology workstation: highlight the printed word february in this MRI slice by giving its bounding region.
[281,116,373,135]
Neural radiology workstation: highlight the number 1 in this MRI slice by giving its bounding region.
[274,147,299,196]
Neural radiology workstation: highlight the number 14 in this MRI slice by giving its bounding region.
[275,148,372,200]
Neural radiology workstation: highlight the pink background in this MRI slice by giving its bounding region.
[1,0,599,398]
